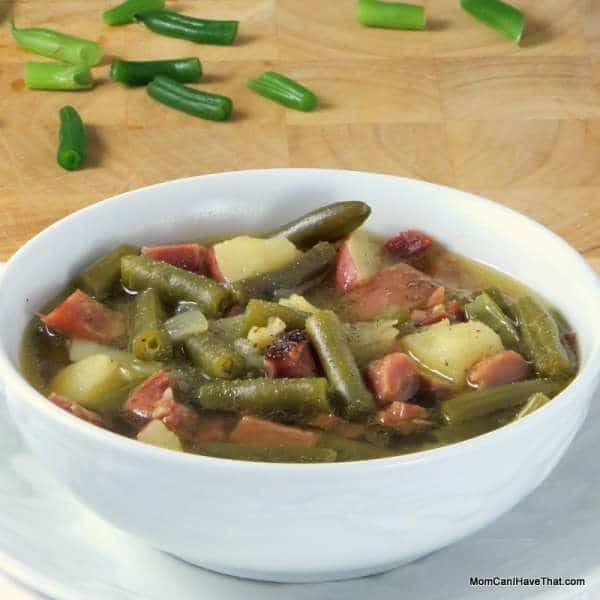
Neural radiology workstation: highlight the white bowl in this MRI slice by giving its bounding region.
[0,169,598,584]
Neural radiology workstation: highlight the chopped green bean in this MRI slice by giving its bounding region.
[129,289,172,361]
[319,434,392,461]
[184,331,245,379]
[247,71,318,112]
[56,106,86,172]
[442,379,564,423]
[189,442,337,463]
[12,21,103,66]
[195,378,330,419]
[465,292,520,349]
[243,299,308,334]
[515,392,550,420]
[461,0,525,43]
[208,314,247,343]
[306,310,375,420]
[103,0,165,26]
[267,202,372,250]
[513,296,574,379]
[356,0,427,31]
[232,242,336,305]
[110,57,202,86]
[24,62,93,91]
[121,254,231,318]
[484,286,516,321]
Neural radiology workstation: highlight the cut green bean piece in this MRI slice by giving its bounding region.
[24,62,93,91]
[319,434,392,461]
[75,244,139,299]
[243,299,308,334]
[103,0,165,26]
[515,392,550,420]
[356,0,427,31]
[208,314,247,343]
[164,309,208,342]
[12,21,103,66]
[184,331,245,379]
[461,0,525,43]
[129,289,172,361]
[147,75,233,121]
[138,11,239,46]
[189,442,337,463]
[195,378,330,419]
[247,71,318,112]
[56,105,87,172]
[465,292,520,349]
[442,379,564,423]
[121,255,231,318]
[110,57,202,86]
[267,202,372,250]
[513,296,574,379]
[306,310,375,420]
[232,242,336,305]
[484,286,516,321]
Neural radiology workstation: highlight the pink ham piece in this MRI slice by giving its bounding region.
[229,416,319,447]
[264,330,318,378]
[347,262,437,320]
[384,230,432,259]
[207,247,224,282]
[468,350,530,388]
[49,393,104,427]
[375,401,429,435]
[195,416,232,443]
[366,352,420,408]
[335,241,361,291]
[121,370,200,441]
[427,286,445,308]
[417,375,453,403]
[41,290,126,343]
[307,413,366,439]
[142,243,208,274]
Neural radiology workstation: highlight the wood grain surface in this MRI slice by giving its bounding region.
[0,0,598,273]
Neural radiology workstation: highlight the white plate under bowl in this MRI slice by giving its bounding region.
[0,255,597,600]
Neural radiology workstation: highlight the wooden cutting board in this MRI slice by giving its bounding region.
[1,0,598,273]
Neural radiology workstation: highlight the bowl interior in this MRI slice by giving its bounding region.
[0,169,599,388]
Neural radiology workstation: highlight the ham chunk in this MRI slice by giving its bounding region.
[121,370,200,441]
[49,392,104,427]
[207,247,224,282]
[229,416,319,447]
[410,308,448,327]
[264,330,318,378]
[375,401,429,435]
[41,290,126,343]
[384,230,432,259]
[195,416,232,443]
[416,375,453,405]
[142,243,208,274]
[347,262,437,320]
[307,413,366,439]
[468,350,530,388]
[366,352,420,408]
[427,286,445,308]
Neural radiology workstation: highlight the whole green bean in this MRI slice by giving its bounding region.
[189,442,337,463]
[513,296,574,379]
[515,392,550,420]
[306,310,375,420]
[24,62,93,91]
[319,434,392,461]
[56,106,86,172]
[138,11,239,46]
[267,202,372,250]
[208,314,247,343]
[121,255,231,318]
[130,289,172,361]
[231,242,336,305]
[184,331,245,379]
[195,378,330,418]
[147,75,233,122]
[243,299,308,334]
[103,0,165,26]
[11,21,103,66]
[442,379,564,423]
[465,292,520,349]
[75,244,139,300]
[110,57,202,86]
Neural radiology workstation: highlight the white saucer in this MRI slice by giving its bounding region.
[0,265,598,600]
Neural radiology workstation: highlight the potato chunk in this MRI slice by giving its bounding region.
[401,319,504,383]
[137,419,183,451]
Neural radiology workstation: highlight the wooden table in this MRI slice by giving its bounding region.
[1,0,599,273]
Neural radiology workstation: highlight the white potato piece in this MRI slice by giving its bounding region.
[401,319,504,383]
[137,420,183,451]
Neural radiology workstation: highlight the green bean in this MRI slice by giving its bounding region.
[208,314,247,343]
[442,379,564,423]
[189,442,337,463]
[267,201,372,250]
[356,0,427,31]
[110,57,202,86]
[56,106,86,171]
[515,392,550,420]
[247,71,318,112]
[129,289,172,361]
[319,434,392,461]
[184,331,245,379]
[461,0,525,43]
[306,310,375,420]
[243,299,308,334]
[231,242,336,305]
[465,292,520,349]
[24,62,93,91]
[484,286,516,321]
[75,244,138,300]
[103,0,165,26]
[121,255,231,318]
[195,378,330,419]
[513,296,574,379]
[11,21,103,66]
